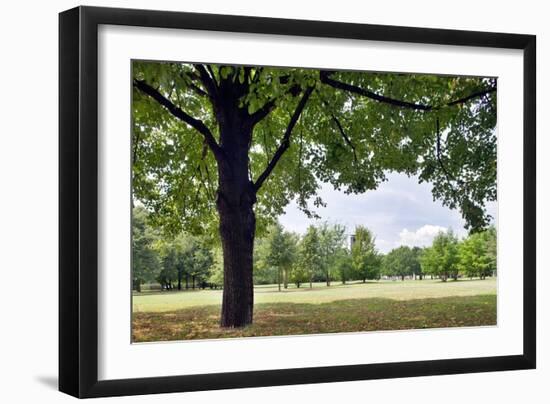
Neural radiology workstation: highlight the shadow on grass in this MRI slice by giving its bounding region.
[132,294,496,343]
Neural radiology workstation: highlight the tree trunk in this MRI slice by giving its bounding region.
[217,115,256,328]
[192,275,195,290]
[217,181,255,327]
[278,267,282,292]
[185,274,189,289]
[283,268,288,289]
[177,271,182,290]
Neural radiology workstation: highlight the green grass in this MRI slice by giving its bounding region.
[133,278,496,312]
[132,278,496,342]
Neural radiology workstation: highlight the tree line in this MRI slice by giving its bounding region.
[133,206,214,292]
[251,222,496,288]
[133,206,496,292]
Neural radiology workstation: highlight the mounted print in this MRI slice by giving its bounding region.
[59,6,536,398]
[131,61,498,342]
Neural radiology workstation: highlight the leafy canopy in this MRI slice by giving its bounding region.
[133,62,496,235]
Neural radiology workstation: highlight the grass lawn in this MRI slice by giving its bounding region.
[132,278,497,342]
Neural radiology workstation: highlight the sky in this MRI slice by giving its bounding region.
[278,172,497,253]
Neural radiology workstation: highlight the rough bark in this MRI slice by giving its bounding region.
[217,173,256,327]
[216,102,256,328]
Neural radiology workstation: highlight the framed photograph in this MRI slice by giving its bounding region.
[59,5,536,398]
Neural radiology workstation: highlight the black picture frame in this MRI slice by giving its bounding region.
[59,5,536,398]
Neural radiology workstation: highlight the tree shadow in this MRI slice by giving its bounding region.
[132,294,497,342]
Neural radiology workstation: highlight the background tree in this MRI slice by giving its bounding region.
[284,233,300,288]
[132,206,161,292]
[208,247,224,289]
[158,242,178,290]
[383,246,420,280]
[411,247,423,279]
[458,228,495,279]
[133,61,497,327]
[420,230,460,281]
[351,226,381,282]
[485,226,497,276]
[299,226,323,288]
[253,237,278,285]
[334,249,353,284]
[172,233,195,290]
[318,223,347,286]
[189,244,214,289]
[265,223,298,290]
[290,265,309,288]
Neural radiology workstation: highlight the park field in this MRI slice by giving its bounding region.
[132,278,497,342]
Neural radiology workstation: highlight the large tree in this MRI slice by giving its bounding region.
[132,62,497,327]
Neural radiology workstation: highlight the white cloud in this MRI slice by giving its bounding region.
[397,225,448,248]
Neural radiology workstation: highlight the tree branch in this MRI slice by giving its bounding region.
[320,71,432,111]
[133,79,223,161]
[445,87,496,107]
[320,71,496,111]
[332,113,358,162]
[249,83,302,125]
[193,64,218,99]
[317,91,358,161]
[249,98,278,124]
[251,67,263,84]
[187,81,208,97]
[253,86,314,192]
[132,130,141,165]
[435,117,462,186]
[172,65,209,98]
